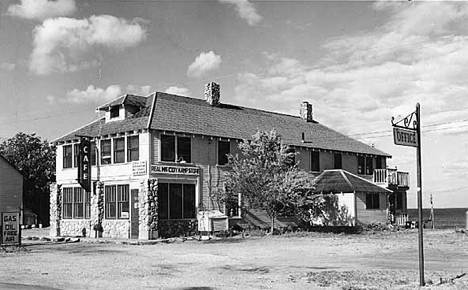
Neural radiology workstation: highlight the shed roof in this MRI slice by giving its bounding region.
[53,92,391,157]
[313,169,392,194]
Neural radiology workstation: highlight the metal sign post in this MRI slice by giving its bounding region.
[392,103,424,286]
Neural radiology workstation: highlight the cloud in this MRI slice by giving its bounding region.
[126,85,152,96]
[30,15,147,75]
[187,51,221,78]
[219,0,262,26]
[65,85,122,104]
[0,63,16,71]
[165,86,192,97]
[46,95,56,104]
[8,0,77,21]
[232,2,468,207]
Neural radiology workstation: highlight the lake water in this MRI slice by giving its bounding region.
[407,208,468,229]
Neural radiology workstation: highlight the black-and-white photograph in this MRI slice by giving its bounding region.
[0,0,467,289]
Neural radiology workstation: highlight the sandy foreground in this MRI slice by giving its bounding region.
[0,229,467,290]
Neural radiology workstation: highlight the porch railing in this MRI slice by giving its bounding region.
[373,168,409,188]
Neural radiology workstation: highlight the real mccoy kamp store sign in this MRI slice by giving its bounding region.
[151,165,199,175]
[2,212,20,245]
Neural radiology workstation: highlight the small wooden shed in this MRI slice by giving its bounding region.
[0,155,23,217]
[313,169,392,226]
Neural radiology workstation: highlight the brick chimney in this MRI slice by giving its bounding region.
[205,82,220,106]
[300,101,313,122]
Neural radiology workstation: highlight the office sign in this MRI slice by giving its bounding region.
[133,161,147,176]
[151,165,199,175]
[393,127,418,148]
[78,139,92,192]
[2,212,20,245]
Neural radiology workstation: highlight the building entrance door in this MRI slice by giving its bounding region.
[130,189,139,239]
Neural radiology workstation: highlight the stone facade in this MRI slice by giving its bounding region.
[49,183,61,237]
[61,220,92,237]
[101,220,130,238]
[138,178,158,239]
[159,219,198,238]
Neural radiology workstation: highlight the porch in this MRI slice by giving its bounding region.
[373,168,409,189]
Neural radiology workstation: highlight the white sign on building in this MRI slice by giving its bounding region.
[2,212,20,245]
[151,165,199,175]
[132,161,147,176]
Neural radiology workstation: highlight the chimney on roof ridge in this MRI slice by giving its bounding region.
[300,101,313,122]
[205,82,220,106]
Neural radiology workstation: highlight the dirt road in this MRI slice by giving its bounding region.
[0,229,467,289]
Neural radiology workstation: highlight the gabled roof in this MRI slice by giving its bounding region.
[53,91,391,157]
[149,92,390,157]
[0,154,23,177]
[313,169,391,194]
[96,94,147,111]
[53,94,154,143]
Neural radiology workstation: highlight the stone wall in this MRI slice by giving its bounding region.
[49,183,61,237]
[158,219,197,238]
[138,178,158,239]
[102,220,130,238]
[61,220,92,237]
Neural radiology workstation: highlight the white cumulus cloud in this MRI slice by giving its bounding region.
[219,0,262,26]
[126,85,152,96]
[165,86,192,97]
[65,85,122,104]
[8,0,77,21]
[30,15,147,75]
[0,63,16,71]
[187,51,221,78]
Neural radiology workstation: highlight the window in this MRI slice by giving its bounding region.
[218,140,230,165]
[311,151,320,172]
[358,156,365,174]
[127,135,139,162]
[334,153,342,169]
[177,137,191,163]
[114,138,125,163]
[105,185,129,219]
[110,106,119,118]
[62,187,90,219]
[158,183,196,219]
[376,157,384,169]
[73,144,79,168]
[91,141,97,166]
[85,191,91,219]
[105,186,116,219]
[161,135,175,162]
[101,139,111,165]
[366,193,380,209]
[365,157,374,175]
[161,135,192,163]
[73,188,84,218]
[63,145,73,169]
[63,188,73,218]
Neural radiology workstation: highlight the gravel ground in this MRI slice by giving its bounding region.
[0,228,467,290]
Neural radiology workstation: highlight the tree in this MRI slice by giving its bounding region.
[222,130,323,233]
[0,132,56,226]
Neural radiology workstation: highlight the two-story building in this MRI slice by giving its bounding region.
[50,82,409,239]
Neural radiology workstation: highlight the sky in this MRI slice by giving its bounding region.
[0,0,467,208]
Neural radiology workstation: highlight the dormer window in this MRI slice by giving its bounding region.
[110,106,120,118]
